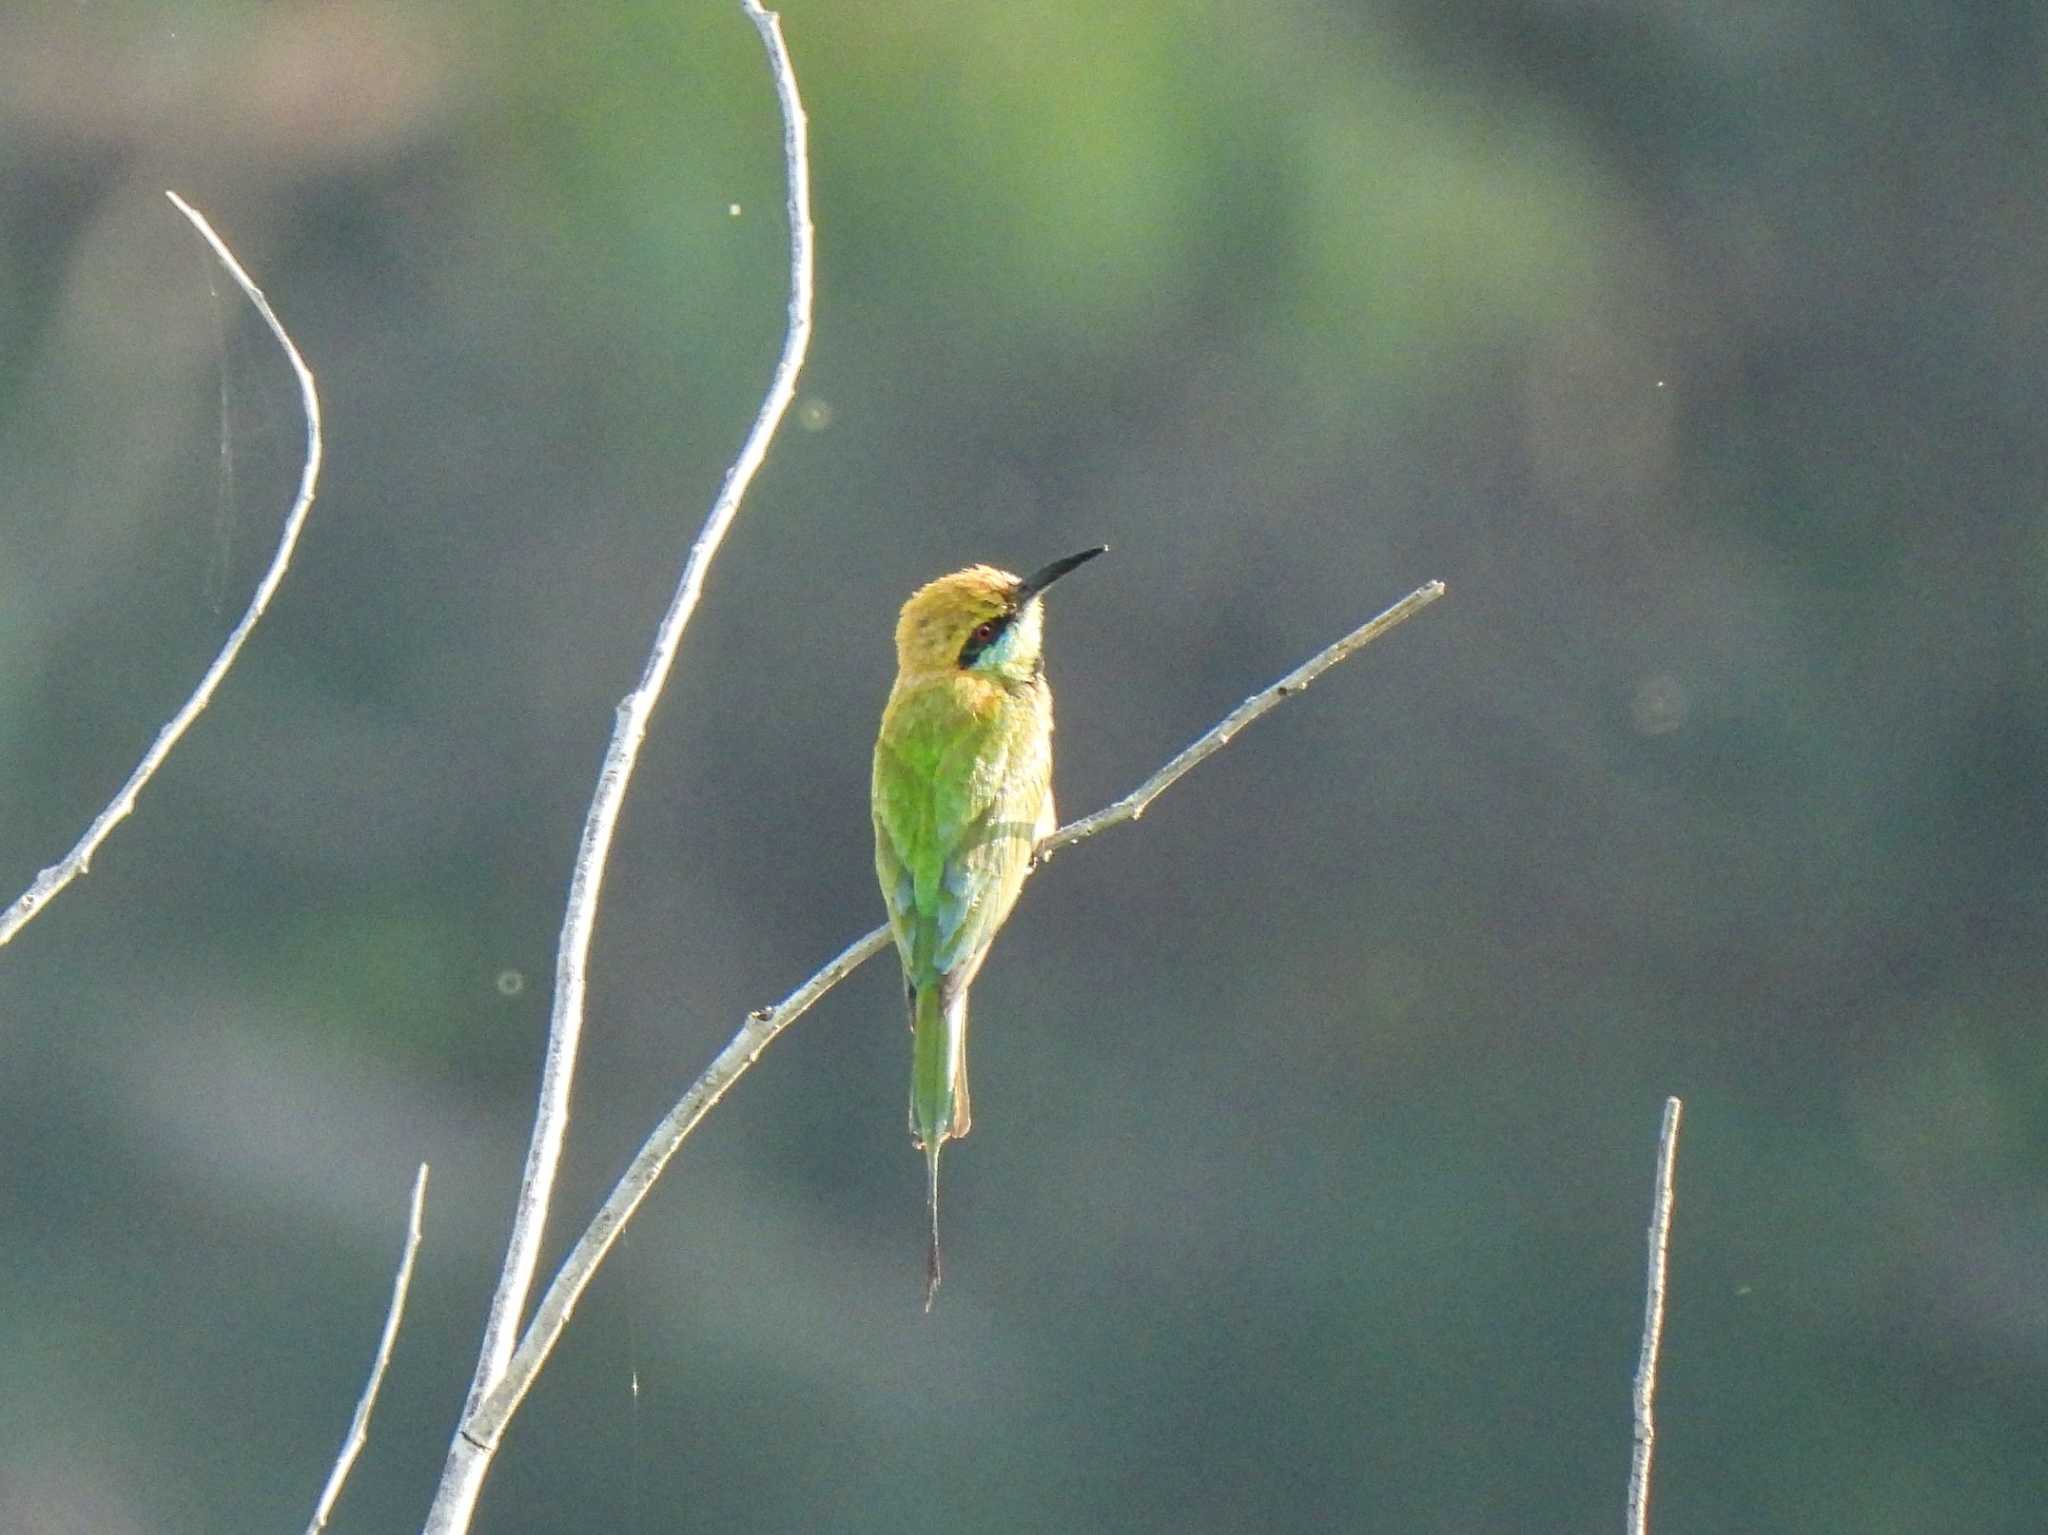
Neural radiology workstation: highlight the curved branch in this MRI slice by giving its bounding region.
[420,3,814,1531]
[0,193,323,950]
[461,577,1446,1447]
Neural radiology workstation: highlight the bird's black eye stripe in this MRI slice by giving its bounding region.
[958,613,1013,667]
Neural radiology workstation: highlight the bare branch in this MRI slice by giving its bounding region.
[0,192,323,950]
[1037,579,1446,864]
[1628,1096,1683,1535]
[460,577,1446,1447]
[466,924,889,1443]
[305,1165,429,1535]
[420,3,813,1531]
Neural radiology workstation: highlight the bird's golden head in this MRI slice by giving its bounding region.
[891,549,1106,682]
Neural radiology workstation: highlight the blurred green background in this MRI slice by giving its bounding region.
[4,1,2045,1530]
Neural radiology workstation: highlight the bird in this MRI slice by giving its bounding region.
[871,546,1106,1309]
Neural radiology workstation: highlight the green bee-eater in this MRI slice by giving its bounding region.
[872,546,1106,1309]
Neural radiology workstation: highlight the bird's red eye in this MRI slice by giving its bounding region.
[970,622,996,645]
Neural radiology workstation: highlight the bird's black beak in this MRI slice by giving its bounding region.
[1017,545,1108,602]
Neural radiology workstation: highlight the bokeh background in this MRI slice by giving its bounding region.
[4,1,2045,1530]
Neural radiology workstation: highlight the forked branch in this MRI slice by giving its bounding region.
[419,2,813,1531]
[419,2,1443,1529]
[460,577,1445,1450]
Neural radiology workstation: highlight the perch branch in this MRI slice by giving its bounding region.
[0,192,323,950]
[1628,1096,1683,1535]
[304,1165,429,1535]
[461,577,1446,1446]
[1036,579,1445,863]
[420,3,812,1532]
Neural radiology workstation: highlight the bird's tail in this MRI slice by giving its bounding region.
[909,980,972,1144]
[923,1136,943,1312]
[910,981,970,1310]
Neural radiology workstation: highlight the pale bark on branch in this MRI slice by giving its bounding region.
[419,3,814,1531]
[417,3,1445,1529]
[0,193,324,951]
[460,577,1445,1451]
[304,1165,429,1535]
[1628,1096,1683,1535]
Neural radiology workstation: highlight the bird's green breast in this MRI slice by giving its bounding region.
[873,674,1052,979]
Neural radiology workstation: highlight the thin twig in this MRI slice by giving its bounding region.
[1037,579,1446,864]
[461,576,1445,1445]
[419,5,813,1532]
[0,192,323,950]
[305,1165,430,1535]
[466,924,888,1442]
[1628,1096,1683,1535]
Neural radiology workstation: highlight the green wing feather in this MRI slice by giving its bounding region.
[873,694,1051,1139]
[872,679,1053,1310]
[874,717,1046,988]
